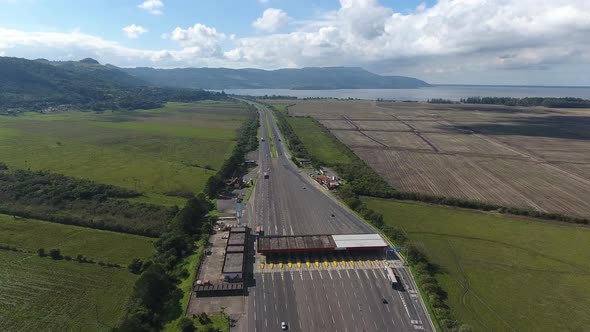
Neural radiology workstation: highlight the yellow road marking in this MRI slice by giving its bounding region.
[315,262,320,267]
[306,262,311,268]
[260,263,265,269]
[270,263,274,269]
[359,261,364,266]
[297,262,301,268]
[349,261,354,267]
[324,261,329,267]
[279,262,283,269]
[341,261,346,267]
[288,262,292,268]
[333,261,338,267]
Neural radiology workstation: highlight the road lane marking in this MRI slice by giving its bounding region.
[319,270,323,279]
[328,270,333,280]
[309,270,313,280]
[346,269,351,279]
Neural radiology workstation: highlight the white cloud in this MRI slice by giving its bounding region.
[122,24,147,39]
[138,0,163,15]
[170,23,227,57]
[252,8,290,32]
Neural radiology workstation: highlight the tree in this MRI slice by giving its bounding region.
[128,258,144,274]
[49,248,62,260]
[178,318,195,332]
[197,312,211,325]
[132,264,172,311]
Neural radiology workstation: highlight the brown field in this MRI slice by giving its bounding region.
[287,100,590,217]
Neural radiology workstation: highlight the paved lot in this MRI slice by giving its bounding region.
[245,268,429,332]
[197,231,229,283]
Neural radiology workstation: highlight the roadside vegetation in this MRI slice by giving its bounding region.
[0,250,137,332]
[363,198,590,332]
[265,112,278,158]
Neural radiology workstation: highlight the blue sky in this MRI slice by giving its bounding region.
[0,0,589,85]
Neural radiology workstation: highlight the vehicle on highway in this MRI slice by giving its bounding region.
[331,213,335,217]
[255,225,264,237]
[263,172,269,179]
[385,266,398,288]
[281,321,288,330]
[382,298,388,304]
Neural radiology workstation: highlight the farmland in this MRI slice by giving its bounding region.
[0,101,247,206]
[0,250,137,332]
[0,214,154,264]
[363,197,590,331]
[288,100,590,218]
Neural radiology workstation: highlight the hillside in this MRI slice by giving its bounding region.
[122,66,430,89]
[0,57,222,113]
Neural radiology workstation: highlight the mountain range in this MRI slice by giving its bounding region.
[122,66,430,90]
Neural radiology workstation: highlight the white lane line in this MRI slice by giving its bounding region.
[281,272,284,281]
[309,270,313,280]
[328,270,333,280]
[346,269,351,279]
[319,270,323,279]
[264,304,267,312]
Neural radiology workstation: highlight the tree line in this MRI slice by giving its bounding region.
[0,168,177,236]
[460,96,590,108]
[204,105,260,198]
[116,194,213,331]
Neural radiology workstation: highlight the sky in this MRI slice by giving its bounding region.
[0,0,589,86]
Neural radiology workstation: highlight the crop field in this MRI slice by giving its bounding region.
[0,101,247,205]
[364,197,590,331]
[0,214,154,264]
[0,250,137,332]
[288,99,590,217]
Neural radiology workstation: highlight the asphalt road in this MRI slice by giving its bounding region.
[238,101,433,332]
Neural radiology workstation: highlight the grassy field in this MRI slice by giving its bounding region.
[287,117,351,164]
[0,214,155,264]
[0,250,137,332]
[363,198,590,331]
[0,102,246,206]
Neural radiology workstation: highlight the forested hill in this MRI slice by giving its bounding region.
[0,56,223,113]
[122,66,431,90]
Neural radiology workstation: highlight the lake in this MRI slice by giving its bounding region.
[221,85,590,101]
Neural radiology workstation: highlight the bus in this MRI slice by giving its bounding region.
[385,267,398,288]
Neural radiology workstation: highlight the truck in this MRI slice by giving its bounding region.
[263,172,269,179]
[385,266,398,288]
[255,225,263,237]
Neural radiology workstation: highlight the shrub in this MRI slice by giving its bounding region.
[37,248,46,257]
[178,318,195,332]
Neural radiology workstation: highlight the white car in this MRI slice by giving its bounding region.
[281,322,288,330]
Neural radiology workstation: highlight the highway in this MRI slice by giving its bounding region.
[240,101,434,332]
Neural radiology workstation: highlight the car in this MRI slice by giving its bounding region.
[281,321,288,330]
[382,298,388,304]
[331,213,335,218]
[221,235,229,239]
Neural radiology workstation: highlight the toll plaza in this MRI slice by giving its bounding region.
[255,233,393,272]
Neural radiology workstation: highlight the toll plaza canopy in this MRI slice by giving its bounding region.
[257,233,388,254]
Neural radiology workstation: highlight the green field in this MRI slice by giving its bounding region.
[0,250,137,332]
[364,198,590,331]
[287,117,351,164]
[0,214,154,264]
[0,102,246,205]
